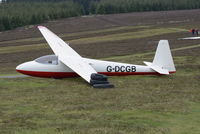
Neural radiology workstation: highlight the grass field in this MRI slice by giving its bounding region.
[0,54,199,134]
[0,10,200,134]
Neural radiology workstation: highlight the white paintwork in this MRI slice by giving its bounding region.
[152,40,175,72]
[38,26,81,57]
[38,26,97,83]
[84,58,152,73]
[16,57,152,73]
[59,56,96,82]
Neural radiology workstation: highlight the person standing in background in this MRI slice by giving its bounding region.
[195,29,199,36]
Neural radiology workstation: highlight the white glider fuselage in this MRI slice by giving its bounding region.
[17,56,174,79]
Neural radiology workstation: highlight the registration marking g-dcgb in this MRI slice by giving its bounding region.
[106,66,136,72]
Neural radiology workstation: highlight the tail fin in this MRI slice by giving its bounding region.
[144,40,176,74]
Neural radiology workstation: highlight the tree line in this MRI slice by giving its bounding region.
[0,1,84,31]
[1,0,200,31]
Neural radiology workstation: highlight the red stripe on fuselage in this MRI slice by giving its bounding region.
[16,69,176,78]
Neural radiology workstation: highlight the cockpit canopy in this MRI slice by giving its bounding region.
[35,55,58,65]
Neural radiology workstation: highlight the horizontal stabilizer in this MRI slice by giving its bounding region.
[144,61,169,75]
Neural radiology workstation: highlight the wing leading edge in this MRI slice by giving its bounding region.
[38,26,97,83]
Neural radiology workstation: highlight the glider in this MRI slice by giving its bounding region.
[179,36,200,40]
[16,26,176,88]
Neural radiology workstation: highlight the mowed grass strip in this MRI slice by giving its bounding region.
[0,27,185,54]
[104,43,200,62]
[60,25,150,38]
[0,37,42,45]
[0,43,48,54]
[0,25,148,45]
[69,28,185,44]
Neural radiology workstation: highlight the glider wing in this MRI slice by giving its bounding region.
[38,26,97,83]
[179,37,200,40]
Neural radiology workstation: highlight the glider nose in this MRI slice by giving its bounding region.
[16,63,26,72]
[16,64,22,70]
[16,61,33,73]
[16,61,34,76]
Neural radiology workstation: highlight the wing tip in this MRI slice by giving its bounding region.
[38,25,46,29]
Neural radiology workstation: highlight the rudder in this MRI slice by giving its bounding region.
[153,40,176,72]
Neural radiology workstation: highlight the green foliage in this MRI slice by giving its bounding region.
[0,1,84,31]
[1,0,200,31]
[94,0,200,14]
